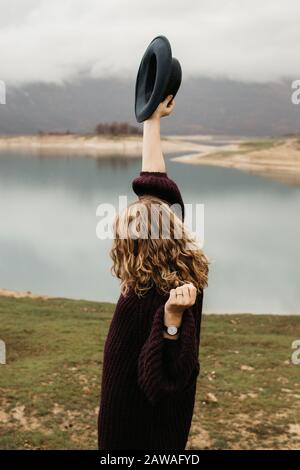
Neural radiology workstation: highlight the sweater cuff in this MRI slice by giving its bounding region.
[139,171,168,177]
[137,303,199,406]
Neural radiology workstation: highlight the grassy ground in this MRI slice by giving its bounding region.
[0,296,300,450]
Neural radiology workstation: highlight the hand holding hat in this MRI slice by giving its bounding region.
[148,94,175,121]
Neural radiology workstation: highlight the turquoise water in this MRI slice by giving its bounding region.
[0,151,299,314]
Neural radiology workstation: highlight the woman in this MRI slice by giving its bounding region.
[98,94,209,450]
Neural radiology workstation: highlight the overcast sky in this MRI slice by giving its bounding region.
[0,0,300,85]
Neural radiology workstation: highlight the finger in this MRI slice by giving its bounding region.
[186,283,195,295]
[181,283,195,305]
[169,288,176,304]
[181,284,190,304]
[175,286,184,295]
[185,284,192,296]
[181,283,191,293]
[164,94,173,103]
[165,95,173,107]
[175,286,184,305]
[169,289,177,305]
[189,284,197,304]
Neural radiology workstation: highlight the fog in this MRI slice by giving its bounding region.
[0,0,299,85]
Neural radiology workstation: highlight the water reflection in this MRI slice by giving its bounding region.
[0,150,299,314]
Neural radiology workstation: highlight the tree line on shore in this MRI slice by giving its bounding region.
[37,121,142,137]
[94,121,142,136]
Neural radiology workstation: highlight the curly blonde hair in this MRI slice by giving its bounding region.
[110,195,209,297]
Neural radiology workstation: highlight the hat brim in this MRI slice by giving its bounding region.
[135,36,173,123]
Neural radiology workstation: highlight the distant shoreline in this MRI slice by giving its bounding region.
[1,133,300,186]
[0,133,221,158]
[0,288,49,300]
[172,136,300,186]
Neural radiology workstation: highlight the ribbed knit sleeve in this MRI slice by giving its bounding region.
[132,171,185,220]
[137,300,201,406]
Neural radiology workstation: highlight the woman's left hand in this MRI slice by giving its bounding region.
[165,283,197,318]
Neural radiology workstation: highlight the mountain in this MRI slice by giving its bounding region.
[1,77,299,136]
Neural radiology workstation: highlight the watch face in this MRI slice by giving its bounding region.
[167,325,178,336]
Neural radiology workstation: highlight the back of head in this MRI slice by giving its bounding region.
[110,195,209,297]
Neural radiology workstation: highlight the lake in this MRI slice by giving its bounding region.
[0,150,299,314]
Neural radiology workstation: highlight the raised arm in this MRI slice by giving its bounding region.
[142,94,174,173]
[132,94,185,220]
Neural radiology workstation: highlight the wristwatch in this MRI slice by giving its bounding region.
[163,325,180,336]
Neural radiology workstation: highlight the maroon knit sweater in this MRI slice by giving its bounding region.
[98,171,203,450]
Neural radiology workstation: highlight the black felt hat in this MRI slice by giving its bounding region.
[134,35,182,123]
